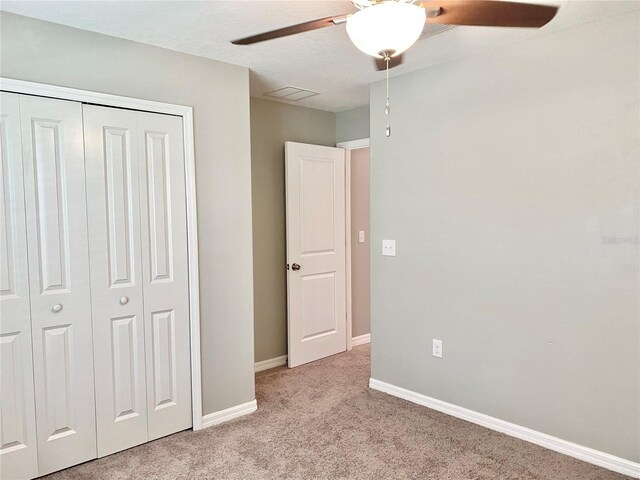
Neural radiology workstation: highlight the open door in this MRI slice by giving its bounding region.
[285,142,346,367]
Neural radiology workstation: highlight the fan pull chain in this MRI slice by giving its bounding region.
[385,53,391,137]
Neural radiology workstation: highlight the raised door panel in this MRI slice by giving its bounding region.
[285,142,346,368]
[300,272,337,340]
[83,105,148,457]
[0,92,39,480]
[137,111,191,440]
[300,158,336,255]
[19,95,97,476]
[151,309,177,409]
[41,325,74,439]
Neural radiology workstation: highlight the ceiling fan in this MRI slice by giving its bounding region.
[231,0,559,71]
[232,0,559,137]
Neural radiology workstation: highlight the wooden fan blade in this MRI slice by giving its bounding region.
[422,1,558,28]
[232,14,350,45]
[374,54,404,71]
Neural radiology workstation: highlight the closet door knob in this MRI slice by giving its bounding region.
[120,296,129,305]
[51,304,63,313]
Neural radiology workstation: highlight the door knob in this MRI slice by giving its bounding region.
[120,296,129,305]
[51,304,63,313]
[291,263,301,271]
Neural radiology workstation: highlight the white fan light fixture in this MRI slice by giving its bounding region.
[346,1,427,137]
[346,1,427,58]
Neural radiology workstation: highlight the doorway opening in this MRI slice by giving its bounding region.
[339,139,371,351]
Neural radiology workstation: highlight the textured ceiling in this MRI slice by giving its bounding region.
[2,0,638,112]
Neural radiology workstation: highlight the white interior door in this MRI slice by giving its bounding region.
[83,105,148,457]
[0,92,39,480]
[84,105,192,449]
[137,110,192,440]
[285,142,346,368]
[19,95,97,475]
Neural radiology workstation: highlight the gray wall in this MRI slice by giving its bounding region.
[336,105,370,144]
[350,148,370,338]
[0,12,255,416]
[369,11,639,462]
[250,98,335,363]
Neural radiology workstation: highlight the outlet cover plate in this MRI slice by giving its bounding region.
[433,339,443,358]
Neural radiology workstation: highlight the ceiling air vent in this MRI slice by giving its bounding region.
[263,86,319,102]
[418,23,455,41]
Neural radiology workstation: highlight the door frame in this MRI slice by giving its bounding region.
[337,138,370,351]
[0,77,204,430]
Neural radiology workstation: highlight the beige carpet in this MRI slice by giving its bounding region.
[46,344,630,479]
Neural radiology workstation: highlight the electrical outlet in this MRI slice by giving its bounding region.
[382,239,396,256]
[432,339,443,358]
[358,230,365,243]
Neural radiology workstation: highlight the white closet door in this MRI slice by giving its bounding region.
[19,95,97,475]
[0,93,39,480]
[83,105,148,457]
[137,111,192,440]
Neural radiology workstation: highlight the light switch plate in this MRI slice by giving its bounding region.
[382,239,396,256]
[358,230,365,243]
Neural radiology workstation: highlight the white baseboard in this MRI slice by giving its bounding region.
[254,355,287,372]
[201,400,257,429]
[351,333,371,347]
[369,378,640,478]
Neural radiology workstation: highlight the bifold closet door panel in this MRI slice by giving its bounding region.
[0,93,39,480]
[137,111,192,440]
[83,105,148,457]
[19,95,97,475]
